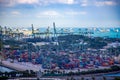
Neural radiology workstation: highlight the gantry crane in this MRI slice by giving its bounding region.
[31,24,35,38]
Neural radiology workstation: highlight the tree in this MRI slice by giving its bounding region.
[81,77,84,80]
[103,76,106,80]
[92,76,95,80]
[114,77,120,80]
[111,65,120,71]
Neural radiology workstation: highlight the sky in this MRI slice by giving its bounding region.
[0,0,120,28]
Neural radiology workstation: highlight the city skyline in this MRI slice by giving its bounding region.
[0,0,120,28]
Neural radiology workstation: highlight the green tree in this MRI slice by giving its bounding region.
[81,77,84,80]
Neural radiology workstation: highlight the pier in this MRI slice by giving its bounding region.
[0,59,42,72]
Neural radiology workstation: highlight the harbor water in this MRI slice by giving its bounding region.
[0,66,14,72]
[35,27,120,38]
[105,72,120,77]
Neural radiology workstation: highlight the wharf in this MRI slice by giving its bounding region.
[0,59,42,72]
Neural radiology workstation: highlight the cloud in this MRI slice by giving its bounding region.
[0,0,14,7]
[0,0,39,7]
[0,0,119,7]
[95,0,117,6]
[81,3,87,6]
[79,11,87,15]
[65,11,87,15]
[17,0,39,4]
[58,0,75,4]
[36,10,86,18]
[78,0,118,7]
[80,0,88,6]
[104,1,116,6]
[38,0,76,5]
[0,0,75,7]
[37,10,61,17]
[0,0,77,7]
[11,11,21,15]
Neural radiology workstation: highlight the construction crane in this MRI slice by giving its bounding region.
[53,22,65,51]
[53,22,57,41]
[0,26,2,35]
[7,28,11,37]
[9,28,14,38]
[4,26,7,39]
[16,28,20,40]
[4,26,7,35]
[31,24,35,38]
[53,22,59,53]
[45,26,50,39]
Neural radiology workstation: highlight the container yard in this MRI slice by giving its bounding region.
[0,24,120,80]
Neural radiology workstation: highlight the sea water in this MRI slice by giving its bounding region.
[35,27,120,38]
[0,66,14,72]
[105,73,120,77]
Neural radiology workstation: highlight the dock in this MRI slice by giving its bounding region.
[0,59,42,72]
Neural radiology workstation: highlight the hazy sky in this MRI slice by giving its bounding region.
[0,0,120,28]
